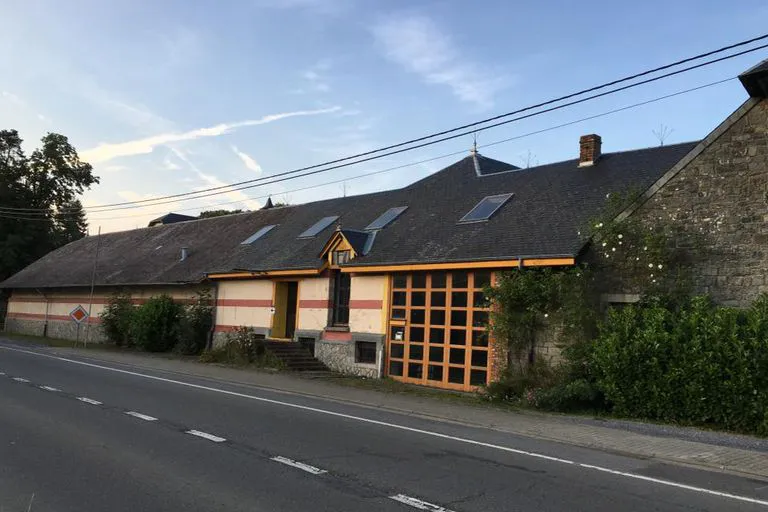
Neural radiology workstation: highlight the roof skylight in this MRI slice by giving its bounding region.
[240,225,277,244]
[298,215,339,238]
[365,206,408,231]
[459,193,513,223]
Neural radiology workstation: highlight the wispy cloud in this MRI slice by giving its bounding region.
[231,145,263,174]
[170,148,262,211]
[1,90,24,106]
[371,14,508,109]
[81,106,341,164]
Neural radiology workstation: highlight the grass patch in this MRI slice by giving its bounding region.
[328,374,492,407]
[0,333,124,351]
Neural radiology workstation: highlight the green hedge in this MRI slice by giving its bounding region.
[593,295,768,435]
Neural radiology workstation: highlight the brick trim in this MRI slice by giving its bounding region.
[216,299,272,307]
[6,312,102,324]
[299,299,331,308]
[348,299,383,309]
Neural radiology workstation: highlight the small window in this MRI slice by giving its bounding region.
[332,250,351,265]
[365,206,408,231]
[298,215,339,238]
[240,224,277,244]
[459,193,513,223]
[355,341,377,364]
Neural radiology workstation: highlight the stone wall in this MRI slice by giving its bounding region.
[4,317,106,343]
[596,98,768,307]
[315,333,384,378]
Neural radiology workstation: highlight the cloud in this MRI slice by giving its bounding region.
[371,15,508,108]
[169,148,262,211]
[231,146,263,174]
[81,106,340,164]
[1,90,24,106]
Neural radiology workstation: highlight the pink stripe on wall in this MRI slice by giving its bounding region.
[216,299,273,307]
[299,299,331,308]
[6,312,102,324]
[348,299,383,310]
[10,297,195,306]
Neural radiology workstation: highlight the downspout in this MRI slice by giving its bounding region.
[34,288,49,337]
[207,281,219,350]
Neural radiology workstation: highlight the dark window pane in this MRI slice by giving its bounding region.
[411,291,426,307]
[429,328,445,344]
[451,291,468,308]
[407,363,423,379]
[389,361,403,376]
[355,341,377,364]
[365,206,408,231]
[390,343,405,359]
[452,271,468,288]
[473,291,490,308]
[409,343,424,361]
[471,330,488,347]
[411,309,425,325]
[430,309,446,326]
[393,275,407,289]
[332,272,351,326]
[409,327,424,342]
[448,367,464,384]
[474,271,491,289]
[451,310,467,327]
[392,308,406,320]
[412,272,427,289]
[431,291,446,307]
[471,350,488,368]
[393,291,406,306]
[450,348,466,365]
[427,365,443,381]
[472,310,489,327]
[390,326,405,341]
[470,370,487,386]
[431,272,447,288]
[450,329,466,345]
[429,346,444,362]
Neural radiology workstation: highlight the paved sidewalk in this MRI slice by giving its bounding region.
[10,342,768,480]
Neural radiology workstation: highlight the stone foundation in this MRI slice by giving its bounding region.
[4,317,106,343]
[315,332,384,378]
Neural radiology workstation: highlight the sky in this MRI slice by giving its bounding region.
[1,0,767,233]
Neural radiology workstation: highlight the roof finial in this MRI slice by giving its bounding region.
[470,133,478,156]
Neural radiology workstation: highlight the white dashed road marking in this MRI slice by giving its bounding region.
[270,456,327,475]
[185,430,227,443]
[390,494,455,511]
[76,397,102,405]
[12,377,29,383]
[39,385,60,392]
[4,345,768,508]
[125,411,158,422]
[0,371,5,375]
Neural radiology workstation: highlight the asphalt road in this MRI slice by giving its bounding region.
[1,341,768,511]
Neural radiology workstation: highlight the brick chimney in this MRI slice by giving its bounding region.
[579,134,601,167]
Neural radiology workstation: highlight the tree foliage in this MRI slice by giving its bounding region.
[0,129,98,281]
[198,209,244,219]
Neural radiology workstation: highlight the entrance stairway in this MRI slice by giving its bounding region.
[264,340,331,374]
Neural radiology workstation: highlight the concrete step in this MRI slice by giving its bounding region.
[263,340,330,373]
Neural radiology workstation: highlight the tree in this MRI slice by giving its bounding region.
[198,209,244,219]
[0,130,98,281]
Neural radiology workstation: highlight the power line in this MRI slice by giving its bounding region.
[2,34,766,215]
[1,76,734,223]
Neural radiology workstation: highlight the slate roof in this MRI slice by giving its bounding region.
[739,58,768,98]
[0,143,698,289]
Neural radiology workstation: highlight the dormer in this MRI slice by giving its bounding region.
[319,227,374,268]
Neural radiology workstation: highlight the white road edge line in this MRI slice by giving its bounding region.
[12,377,30,383]
[186,430,226,443]
[4,345,768,508]
[125,411,158,422]
[39,385,60,392]
[390,494,455,511]
[270,455,327,475]
[0,371,5,375]
[76,397,102,405]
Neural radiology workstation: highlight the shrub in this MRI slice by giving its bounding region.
[175,290,214,355]
[130,295,183,352]
[100,292,135,346]
[199,327,283,368]
[485,360,555,402]
[534,379,605,412]
[592,294,768,435]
